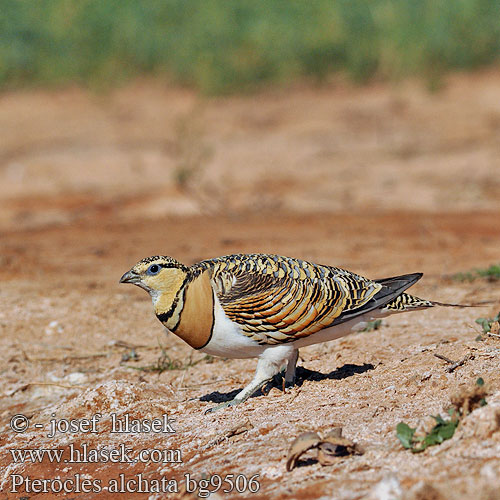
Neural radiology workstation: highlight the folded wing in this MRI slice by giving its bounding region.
[200,254,418,345]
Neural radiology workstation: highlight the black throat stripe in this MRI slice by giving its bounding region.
[155,276,189,325]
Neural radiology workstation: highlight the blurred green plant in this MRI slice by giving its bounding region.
[124,341,207,374]
[397,378,488,452]
[172,109,212,190]
[475,311,500,333]
[361,319,382,332]
[452,264,500,282]
[2,0,500,94]
[396,412,459,453]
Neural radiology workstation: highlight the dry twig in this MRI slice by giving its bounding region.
[8,382,84,397]
[434,352,473,372]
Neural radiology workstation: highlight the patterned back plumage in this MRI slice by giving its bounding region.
[190,254,385,345]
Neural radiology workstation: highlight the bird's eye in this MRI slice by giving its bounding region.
[147,264,161,275]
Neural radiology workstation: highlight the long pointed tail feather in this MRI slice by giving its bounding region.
[430,300,494,308]
[383,293,493,312]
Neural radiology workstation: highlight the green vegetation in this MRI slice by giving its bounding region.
[452,264,500,282]
[2,0,500,94]
[397,378,488,452]
[125,348,183,374]
[124,342,206,374]
[475,311,500,333]
[396,413,459,453]
[361,319,382,332]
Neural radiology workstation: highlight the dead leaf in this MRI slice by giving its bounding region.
[324,427,343,439]
[318,442,342,465]
[319,428,363,464]
[286,432,321,471]
[286,427,363,471]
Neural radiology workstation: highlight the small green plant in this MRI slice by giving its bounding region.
[476,265,500,281]
[202,354,215,364]
[172,111,212,191]
[361,319,382,332]
[396,411,459,453]
[452,264,500,282]
[121,348,139,362]
[125,342,183,374]
[475,311,500,333]
[452,271,476,282]
[125,343,212,374]
[476,378,488,407]
[397,378,488,452]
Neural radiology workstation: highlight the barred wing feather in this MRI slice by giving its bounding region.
[201,254,388,345]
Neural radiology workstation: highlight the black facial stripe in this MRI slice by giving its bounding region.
[156,301,177,322]
[155,274,190,325]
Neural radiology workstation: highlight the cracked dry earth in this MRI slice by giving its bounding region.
[1,72,500,499]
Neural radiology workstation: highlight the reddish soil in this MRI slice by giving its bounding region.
[1,71,500,499]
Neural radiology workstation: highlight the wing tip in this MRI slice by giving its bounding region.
[375,272,424,293]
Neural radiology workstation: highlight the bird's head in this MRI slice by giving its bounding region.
[119,256,189,301]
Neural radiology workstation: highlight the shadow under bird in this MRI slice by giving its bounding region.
[119,253,469,412]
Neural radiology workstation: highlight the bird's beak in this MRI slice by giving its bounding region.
[119,270,140,284]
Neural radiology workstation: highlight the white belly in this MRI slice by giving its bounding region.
[290,309,389,349]
[200,295,266,358]
[200,296,389,358]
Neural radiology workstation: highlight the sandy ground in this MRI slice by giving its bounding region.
[1,71,500,499]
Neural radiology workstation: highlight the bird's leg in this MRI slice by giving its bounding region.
[284,348,299,389]
[205,345,295,413]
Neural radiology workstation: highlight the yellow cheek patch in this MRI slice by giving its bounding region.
[146,268,186,292]
[150,268,188,315]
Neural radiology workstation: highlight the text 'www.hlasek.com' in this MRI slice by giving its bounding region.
[7,412,260,497]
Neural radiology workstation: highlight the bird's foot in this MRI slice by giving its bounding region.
[204,399,242,414]
[284,376,296,392]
